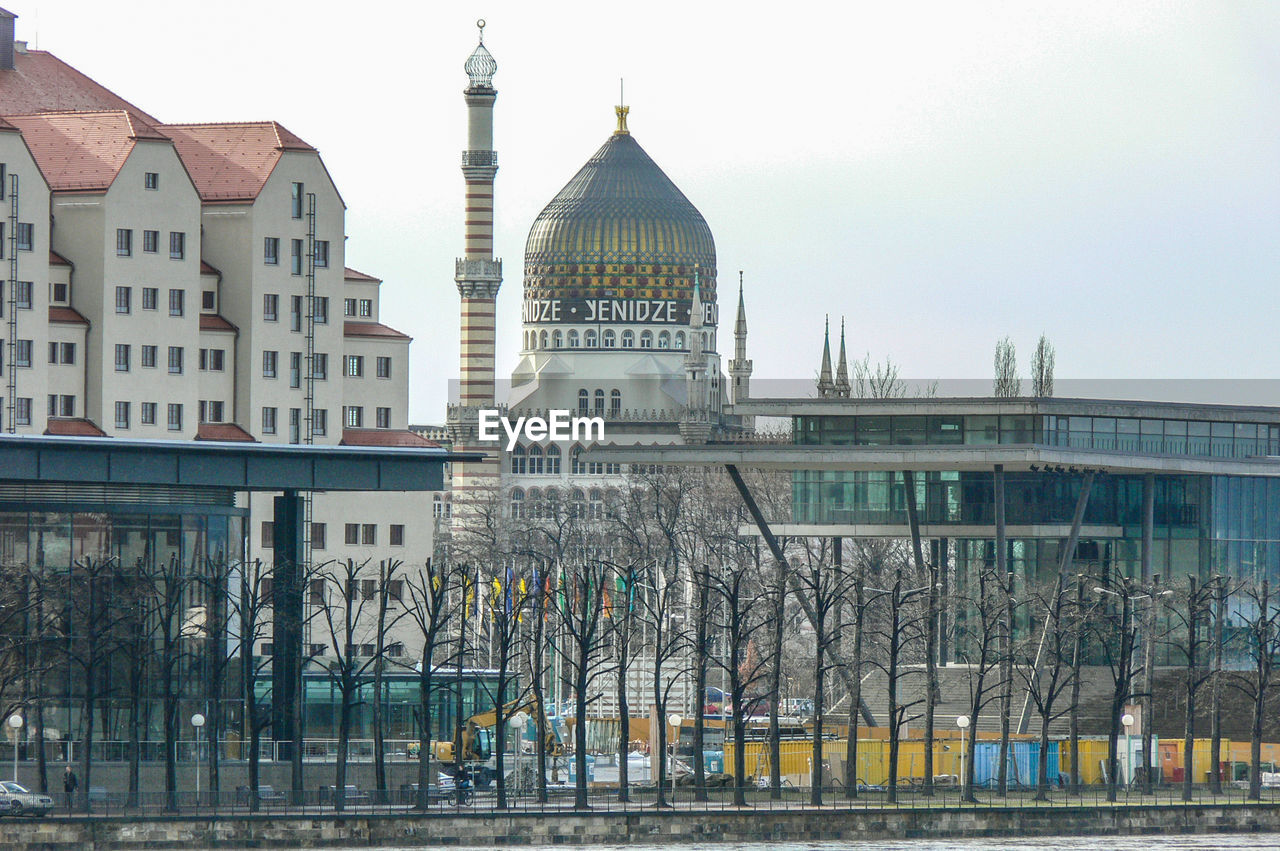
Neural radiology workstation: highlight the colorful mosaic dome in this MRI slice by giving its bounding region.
[523,122,717,308]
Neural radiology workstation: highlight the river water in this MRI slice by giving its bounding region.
[204,837,1278,851]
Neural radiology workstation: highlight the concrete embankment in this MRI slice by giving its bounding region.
[4,803,1279,849]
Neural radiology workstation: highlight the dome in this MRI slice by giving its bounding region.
[523,125,716,311]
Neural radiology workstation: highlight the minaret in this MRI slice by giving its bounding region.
[817,315,835,397]
[448,20,504,525]
[728,271,754,430]
[681,267,713,442]
[834,317,851,398]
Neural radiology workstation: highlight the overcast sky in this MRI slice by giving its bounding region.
[13,1,1280,419]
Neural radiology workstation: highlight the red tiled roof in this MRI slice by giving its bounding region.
[44,418,106,437]
[199,314,238,333]
[344,321,410,340]
[0,48,161,125]
[196,423,256,442]
[4,110,169,191]
[48,305,89,325]
[161,121,315,202]
[341,429,438,448]
[0,116,16,131]
[200,260,221,276]
[344,266,381,283]
[49,249,71,266]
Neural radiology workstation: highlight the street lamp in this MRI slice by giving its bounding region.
[956,715,970,797]
[7,714,21,782]
[1121,712,1134,787]
[191,713,206,806]
[668,713,683,804]
[510,712,528,796]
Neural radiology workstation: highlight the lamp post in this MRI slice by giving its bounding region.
[956,715,970,798]
[1121,712,1134,788]
[668,713,682,805]
[510,712,528,797]
[7,714,22,782]
[191,713,206,807]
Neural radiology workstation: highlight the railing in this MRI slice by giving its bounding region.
[460,150,498,168]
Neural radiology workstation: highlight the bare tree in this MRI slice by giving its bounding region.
[403,553,455,811]
[1230,578,1280,800]
[1160,575,1221,801]
[370,558,405,799]
[1031,334,1055,397]
[1090,573,1142,803]
[1014,575,1078,801]
[993,337,1019,398]
[229,558,276,812]
[955,554,1009,803]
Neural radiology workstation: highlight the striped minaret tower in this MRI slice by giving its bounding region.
[448,20,504,527]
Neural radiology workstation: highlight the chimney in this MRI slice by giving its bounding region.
[0,8,15,71]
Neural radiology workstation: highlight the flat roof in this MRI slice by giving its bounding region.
[739,396,1280,423]
[0,435,485,492]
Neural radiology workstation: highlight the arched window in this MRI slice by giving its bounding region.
[602,329,616,348]
[589,488,604,519]
[527,487,542,519]
[544,487,561,518]
[702,331,708,349]
[604,488,621,518]
[578,388,589,415]
[658,331,670,349]
[552,330,563,349]
[640,331,653,349]
[510,444,527,475]
[675,331,685,350]
[584,329,598,348]
[546,444,562,474]
[510,488,525,518]
[622,330,634,348]
[528,444,544,475]
[610,389,621,417]
[539,330,548,349]
[568,330,580,348]
[571,444,586,475]
[593,389,605,416]
[570,488,586,518]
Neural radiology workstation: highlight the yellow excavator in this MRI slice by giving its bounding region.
[431,698,566,767]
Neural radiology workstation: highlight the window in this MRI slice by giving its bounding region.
[167,403,182,431]
[346,355,363,377]
[141,402,156,425]
[311,523,327,550]
[264,293,279,321]
[594,389,605,416]
[314,240,329,268]
[114,344,130,372]
[610,389,621,417]
[552,330,562,348]
[259,643,274,656]
[510,488,524,518]
[344,298,357,317]
[359,298,372,317]
[168,346,183,374]
[261,522,274,549]
[15,340,30,368]
[114,401,130,429]
[48,342,75,364]
[312,409,327,436]
[603,329,615,347]
[116,228,132,256]
[169,231,185,260]
[169,288,184,316]
[142,287,158,310]
[622,330,634,348]
[290,295,302,330]
[312,353,328,380]
[291,182,304,219]
[528,444,544,475]
[14,281,31,309]
[115,286,131,314]
[262,406,277,434]
[640,330,653,349]
[47,395,74,417]
[264,237,279,265]
[290,239,303,275]
[376,407,391,429]
[547,443,561,474]
[314,296,329,324]
[362,524,376,545]
[568,330,580,348]
[376,356,391,379]
[344,523,359,545]
[141,345,157,368]
[199,348,224,371]
[144,172,159,190]
[675,331,685,349]
[510,444,526,475]
[345,406,363,428]
[578,389,589,416]
[289,408,301,443]
[14,398,30,426]
[143,230,159,253]
[263,350,278,378]
[16,222,32,251]
[585,329,597,347]
[199,400,224,423]
[289,352,301,388]
[51,283,68,304]
[390,525,404,547]
[658,331,670,349]
[202,290,216,311]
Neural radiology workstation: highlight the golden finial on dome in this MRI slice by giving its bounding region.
[615,78,629,135]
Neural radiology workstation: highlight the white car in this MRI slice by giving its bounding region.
[0,781,54,817]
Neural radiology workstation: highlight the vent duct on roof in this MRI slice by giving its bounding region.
[0,9,14,71]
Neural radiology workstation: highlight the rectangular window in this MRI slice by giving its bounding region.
[261,521,274,549]
[263,293,278,321]
[114,401,130,429]
[15,339,31,368]
[264,237,279,265]
[314,240,329,268]
[311,523,327,550]
[168,346,183,374]
[202,290,216,311]
[290,295,302,331]
[361,524,376,546]
[15,281,31,309]
[48,395,74,417]
[390,524,404,547]
[312,353,327,380]
[167,403,182,431]
[115,286,131,314]
[142,287,158,310]
[51,283,68,304]
[376,407,391,429]
[168,288,184,316]
[198,348,207,370]
[47,342,56,364]
[314,296,328,324]
[359,298,373,317]
[14,398,30,426]
[114,344,130,372]
[290,239,303,275]
[169,231,185,260]
[262,406,277,434]
[291,182,304,219]
[141,402,157,425]
[16,222,32,251]
[344,298,357,317]
[289,352,301,388]
[345,406,363,428]
[143,230,159,253]
[141,345,157,368]
[116,228,132,256]
[209,349,224,371]
[376,356,391,379]
[289,408,301,444]
[344,524,358,545]
[200,400,224,422]
[346,355,363,377]
[144,172,159,190]
[312,409,327,436]
[263,350,278,378]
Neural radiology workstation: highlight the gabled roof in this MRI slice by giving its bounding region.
[344,321,410,341]
[341,429,438,448]
[199,314,238,333]
[49,249,71,266]
[44,418,106,437]
[0,48,161,125]
[4,110,169,192]
[161,121,317,202]
[49,305,89,325]
[200,260,221,276]
[196,423,256,442]
[344,266,381,283]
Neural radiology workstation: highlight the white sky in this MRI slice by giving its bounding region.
[11,1,1280,419]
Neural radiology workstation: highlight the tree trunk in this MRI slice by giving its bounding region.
[335,685,351,812]
[768,555,784,799]
[1069,576,1085,794]
[886,584,901,804]
[415,663,433,811]
[574,660,589,810]
[1035,711,1051,801]
[617,622,630,802]
[844,590,863,799]
[693,565,708,802]
[1209,579,1225,795]
[995,466,1011,797]
[1183,577,1198,803]
[810,632,824,806]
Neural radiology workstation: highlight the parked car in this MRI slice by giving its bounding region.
[0,781,54,817]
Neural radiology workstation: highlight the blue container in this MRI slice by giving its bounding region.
[704,751,725,774]
[972,741,1060,787]
[567,754,596,784]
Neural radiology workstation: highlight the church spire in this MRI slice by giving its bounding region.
[689,265,704,329]
[729,271,754,421]
[817,315,835,397]
[834,317,850,397]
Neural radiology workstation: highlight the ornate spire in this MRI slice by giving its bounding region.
[735,270,747,338]
[817,315,834,397]
[615,105,630,135]
[689,265,704,329]
[464,19,497,89]
[835,317,850,397]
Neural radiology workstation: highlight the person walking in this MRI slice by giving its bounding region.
[63,765,78,812]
